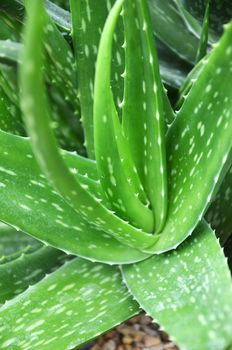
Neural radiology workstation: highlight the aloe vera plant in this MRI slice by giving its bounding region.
[0,0,232,349]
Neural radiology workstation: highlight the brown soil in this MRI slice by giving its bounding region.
[81,314,179,350]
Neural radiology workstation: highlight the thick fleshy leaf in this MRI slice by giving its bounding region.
[94,0,154,232]
[0,0,24,24]
[206,164,232,244]
[182,0,232,38]
[195,0,210,63]
[122,0,167,232]
[176,55,206,109]
[175,0,203,40]
[148,0,199,63]
[0,65,19,107]
[0,84,24,135]
[0,40,21,65]
[0,223,41,263]
[44,0,71,31]
[122,221,232,350]
[0,11,21,41]
[146,21,232,253]
[20,0,157,250]
[0,130,149,264]
[41,13,79,114]
[0,0,71,32]
[70,0,124,158]
[157,38,190,89]
[0,40,84,152]
[0,246,65,304]
[0,258,140,349]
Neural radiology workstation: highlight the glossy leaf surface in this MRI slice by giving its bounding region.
[123,222,232,350]
[0,258,139,349]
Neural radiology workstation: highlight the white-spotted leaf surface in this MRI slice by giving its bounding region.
[122,222,232,350]
[146,21,232,253]
[0,131,149,264]
[0,258,139,350]
[20,1,158,251]
[0,246,65,304]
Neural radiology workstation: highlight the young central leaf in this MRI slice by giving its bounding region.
[146,21,232,253]
[94,0,154,233]
[122,0,167,233]
[20,0,158,251]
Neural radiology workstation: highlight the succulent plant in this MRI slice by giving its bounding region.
[0,1,231,350]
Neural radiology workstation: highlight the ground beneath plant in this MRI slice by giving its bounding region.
[79,314,179,350]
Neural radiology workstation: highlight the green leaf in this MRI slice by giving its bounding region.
[70,0,124,158]
[175,0,203,40]
[0,11,21,41]
[122,221,232,350]
[0,65,19,106]
[0,223,41,262]
[182,0,232,39]
[206,164,232,244]
[148,0,199,63]
[0,40,21,65]
[122,0,167,232]
[0,84,24,135]
[0,130,149,264]
[146,21,232,253]
[23,0,81,121]
[157,39,190,89]
[0,246,65,304]
[0,40,84,152]
[0,0,71,32]
[20,0,158,251]
[176,55,206,109]
[42,13,79,114]
[44,0,71,31]
[195,0,210,63]
[0,258,139,349]
[94,0,154,233]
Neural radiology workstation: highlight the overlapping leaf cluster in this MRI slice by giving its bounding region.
[0,1,231,350]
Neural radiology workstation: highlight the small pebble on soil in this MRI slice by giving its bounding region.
[79,314,179,350]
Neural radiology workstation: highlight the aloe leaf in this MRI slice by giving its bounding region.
[175,0,203,38]
[0,84,24,135]
[121,0,167,232]
[0,0,71,32]
[44,0,71,31]
[122,221,232,350]
[0,258,140,349]
[0,130,149,264]
[158,50,189,90]
[0,67,19,107]
[25,1,80,118]
[20,0,157,250]
[70,0,124,158]
[0,223,41,261]
[42,14,79,114]
[206,164,232,245]
[0,41,84,153]
[182,0,232,39]
[146,21,232,253]
[0,40,21,65]
[176,55,206,110]
[0,246,65,304]
[0,0,24,24]
[0,12,21,41]
[195,0,210,63]
[148,0,199,63]
[94,0,155,232]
